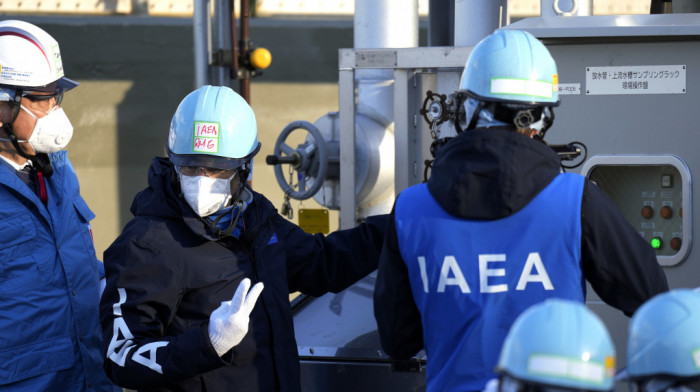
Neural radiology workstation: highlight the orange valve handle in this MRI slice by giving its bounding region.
[250,48,272,70]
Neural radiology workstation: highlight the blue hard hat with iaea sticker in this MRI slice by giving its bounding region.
[167,85,260,170]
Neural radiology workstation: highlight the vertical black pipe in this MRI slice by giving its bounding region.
[428,0,454,46]
[230,0,238,81]
[240,0,251,102]
[650,0,673,13]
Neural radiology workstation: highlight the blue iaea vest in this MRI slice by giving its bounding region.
[394,173,586,392]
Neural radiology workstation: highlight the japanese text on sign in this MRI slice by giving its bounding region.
[586,65,686,95]
[193,121,220,153]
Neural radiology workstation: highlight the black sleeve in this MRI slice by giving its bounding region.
[581,181,669,316]
[373,206,423,359]
[285,213,390,296]
[99,235,225,389]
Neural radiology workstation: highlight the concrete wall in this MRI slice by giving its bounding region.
[9,15,425,258]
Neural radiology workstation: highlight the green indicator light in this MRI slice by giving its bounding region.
[650,237,662,249]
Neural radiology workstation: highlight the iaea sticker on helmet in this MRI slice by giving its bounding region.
[193,121,220,153]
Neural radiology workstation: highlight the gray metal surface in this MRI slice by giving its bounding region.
[299,360,426,392]
[338,45,473,198]
[339,46,470,69]
[293,273,427,391]
[509,14,700,374]
[338,68,356,229]
[393,69,415,192]
[504,13,700,37]
[294,273,382,358]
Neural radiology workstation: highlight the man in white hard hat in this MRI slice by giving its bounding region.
[0,20,120,391]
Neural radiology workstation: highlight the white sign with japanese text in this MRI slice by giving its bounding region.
[558,83,581,95]
[585,65,686,95]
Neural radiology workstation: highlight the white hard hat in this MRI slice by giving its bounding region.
[0,20,78,100]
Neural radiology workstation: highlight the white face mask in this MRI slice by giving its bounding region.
[20,105,74,153]
[177,170,233,217]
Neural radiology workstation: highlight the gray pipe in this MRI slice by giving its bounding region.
[354,0,418,127]
[193,0,209,88]
[454,0,507,47]
[344,0,418,217]
[354,0,418,49]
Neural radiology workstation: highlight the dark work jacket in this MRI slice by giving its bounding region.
[0,151,119,392]
[374,128,669,374]
[99,157,388,392]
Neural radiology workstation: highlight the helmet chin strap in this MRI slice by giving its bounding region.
[2,123,54,177]
[232,160,252,201]
[464,100,486,131]
[1,91,54,177]
[210,200,244,237]
[464,98,556,143]
[216,163,253,236]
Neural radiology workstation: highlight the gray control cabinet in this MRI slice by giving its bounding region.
[510,14,700,370]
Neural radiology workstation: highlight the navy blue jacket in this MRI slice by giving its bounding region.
[374,128,669,390]
[0,151,119,391]
[100,157,387,392]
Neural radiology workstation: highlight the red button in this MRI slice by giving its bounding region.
[670,237,682,251]
[660,206,672,219]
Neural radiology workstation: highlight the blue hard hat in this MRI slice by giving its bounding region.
[459,29,559,106]
[497,299,615,391]
[167,85,261,170]
[626,289,700,380]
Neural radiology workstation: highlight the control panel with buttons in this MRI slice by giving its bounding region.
[581,155,691,266]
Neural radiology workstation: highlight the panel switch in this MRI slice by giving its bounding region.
[661,174,673,188]
[660,206,672,219]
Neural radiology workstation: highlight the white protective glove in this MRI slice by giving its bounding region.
[208,278,264,357]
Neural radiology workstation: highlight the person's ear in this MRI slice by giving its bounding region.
[0,102,6,127]
[0,101,13,128]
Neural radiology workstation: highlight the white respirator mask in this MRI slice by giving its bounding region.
[19,105,74,153]
[177,168,234,217]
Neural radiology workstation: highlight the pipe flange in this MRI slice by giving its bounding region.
[553,0,579,16]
